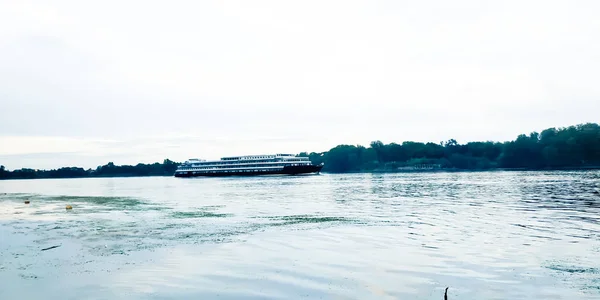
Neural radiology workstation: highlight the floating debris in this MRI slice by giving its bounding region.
[65,205,73,210]
[41,245,61,251]
[24,200,30,204]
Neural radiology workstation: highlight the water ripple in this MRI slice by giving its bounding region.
[0,171,599,299]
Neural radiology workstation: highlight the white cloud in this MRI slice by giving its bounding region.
[0,136,116,156]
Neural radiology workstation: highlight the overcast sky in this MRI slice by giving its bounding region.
[1,0,599,169]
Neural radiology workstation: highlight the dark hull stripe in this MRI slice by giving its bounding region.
[174,165,323,177]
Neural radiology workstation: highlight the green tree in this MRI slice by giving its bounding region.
[0,165,7,179]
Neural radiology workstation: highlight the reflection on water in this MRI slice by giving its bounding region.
[0,171,599,299]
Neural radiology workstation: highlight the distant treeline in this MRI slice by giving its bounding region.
[301,122,600,173]
[1,123,599,179]
[0,160,179,180]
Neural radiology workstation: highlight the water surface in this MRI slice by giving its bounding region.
[1,171,599,299]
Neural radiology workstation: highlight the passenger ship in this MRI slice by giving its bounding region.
[174,154,324,177]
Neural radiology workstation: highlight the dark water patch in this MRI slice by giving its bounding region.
[572,215,600,224]
[422,244,439,249]
[32,236,64,245]
[157,222,190,230]
[546,263,600,293]
[31,209,69,216]
[584,278,600,291]
[238,216,368,236]
[0,193,37,201]
[86,238,168,257]
[261,215,358,227]
[140,226,251,246]
[0,194,140,206]
[409,220,436,227]
[566,234,596,240]
[18,273,39,280]
[198,205,226,210]
[171,211,233,219]
[43,195,147,209]
[15,194,171,212]
[547,265,600,274]
[528,235,562,241]
[510,223,557,234]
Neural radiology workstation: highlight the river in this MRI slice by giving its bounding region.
[1,171,599,299]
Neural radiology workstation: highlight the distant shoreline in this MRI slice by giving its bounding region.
[1,166,599,181]
[2,122,599,180]
[0,174,174,181]
[370,165,600,173]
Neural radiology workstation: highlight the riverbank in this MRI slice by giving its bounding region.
[2,165,600,181]
[3,123,599,180]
